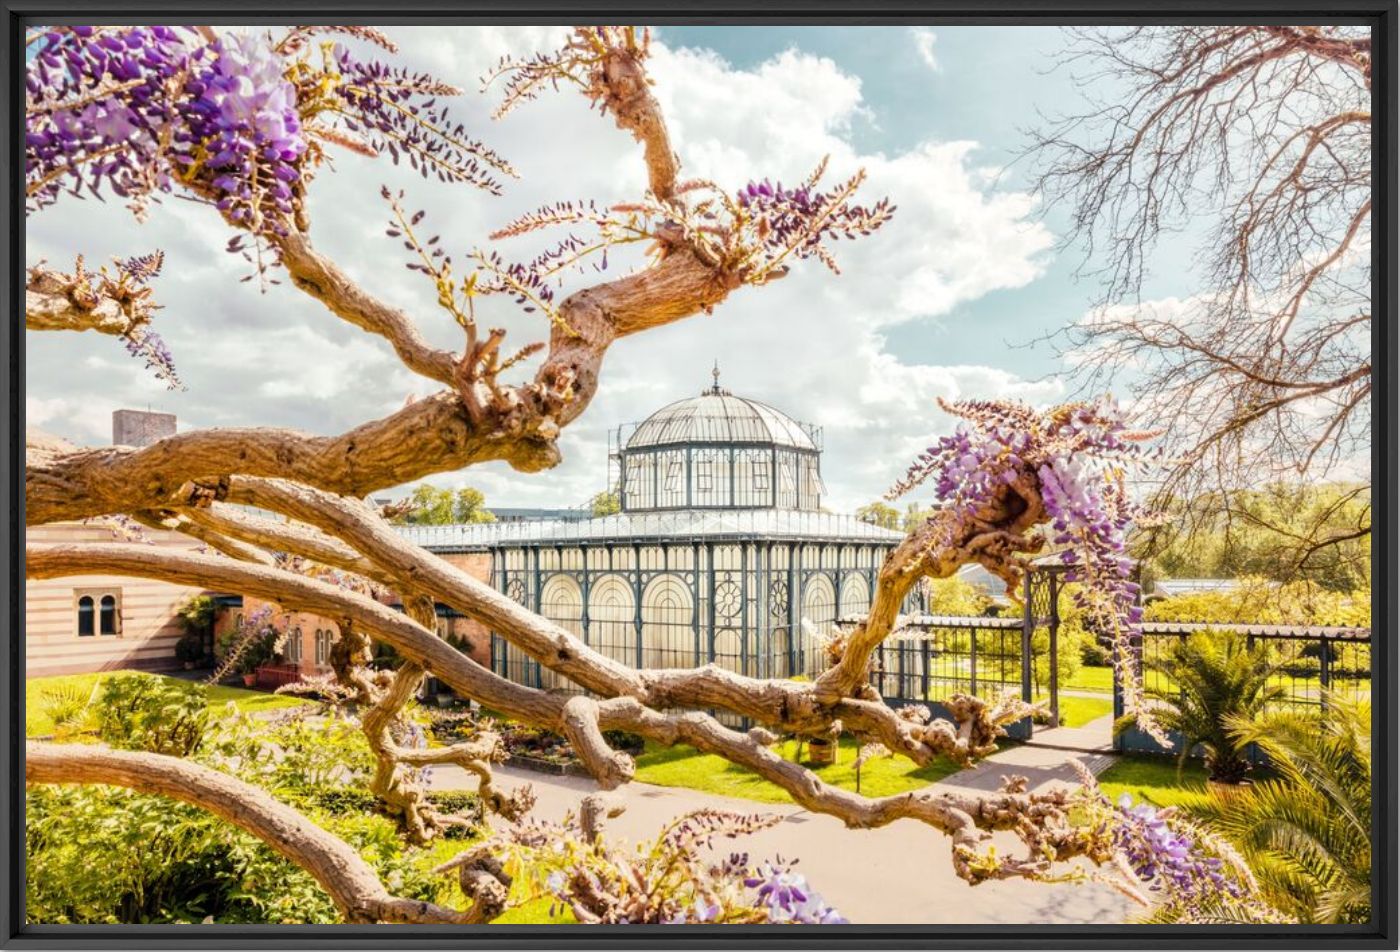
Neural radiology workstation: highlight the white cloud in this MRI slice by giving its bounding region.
[25,26,1061,514]
[911,28,940,71]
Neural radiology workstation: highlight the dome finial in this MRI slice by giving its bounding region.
[706,360,727,396]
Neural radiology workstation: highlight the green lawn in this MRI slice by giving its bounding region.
[1096,754,1210,809]
[633,736,963,804]
[1053,694,1114,728]
[26,670,306,737]
[1062,665,1114,693]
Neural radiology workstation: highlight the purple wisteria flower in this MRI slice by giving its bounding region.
[744,861,848,924]
[1113,794,1240,900]
[888,397,1166,736]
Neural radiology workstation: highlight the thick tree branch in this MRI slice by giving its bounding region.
[25,257,159,337]
[26,541,1101,883]
[25,742,489,924]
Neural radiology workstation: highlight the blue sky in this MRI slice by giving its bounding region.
[659,25,1198,382]
[26,25,1212,512]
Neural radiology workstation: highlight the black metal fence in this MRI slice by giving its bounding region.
[854,615,1034,740]
[1114,622,1373,755]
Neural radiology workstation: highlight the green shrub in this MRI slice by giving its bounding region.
[1145,631,1285,783]
[27,710,455,924]
[26,784,449,924]
[96,674,210,757]
[174,632,205,665]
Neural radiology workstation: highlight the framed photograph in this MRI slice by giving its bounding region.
[5,2,1395,948]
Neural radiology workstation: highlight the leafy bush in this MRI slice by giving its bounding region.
[1145,631,1285,783]
[1193,697,1372,923]
[26,785,449,924]
[177,595,218,633]
[27,708,456,924]
[36,683,98,738]
[174,632,205,665]
[96,674,210,757]
[1145,577,1370,628]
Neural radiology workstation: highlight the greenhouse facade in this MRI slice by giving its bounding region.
[398,375,914,690]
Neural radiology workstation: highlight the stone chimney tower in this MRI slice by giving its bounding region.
[112,409,176,447]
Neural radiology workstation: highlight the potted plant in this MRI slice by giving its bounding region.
[174,632,204,671]
[1146,630,1285,794]
[176,594,218,666]
[805,734,837,766]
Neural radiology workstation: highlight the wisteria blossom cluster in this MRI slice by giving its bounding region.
[454,28,895,328]
[466,159,894,328]
[1111,794,1242,902]
[889,397,1167,739]
[26,26,303,233]
[1058,763,1283,923]
[732,162,896,280]
[26,25,195,215]
[507,808,846,925]
[27,25,505,238]
[744,860,849,924]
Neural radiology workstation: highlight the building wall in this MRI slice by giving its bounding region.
[436,551,493,669]
[25,522,206,677]
[111,408,177,447]
[489,538,898,696]
[213,595,343,679]
[211,551,493,682]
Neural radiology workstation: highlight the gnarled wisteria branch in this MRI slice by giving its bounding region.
[25,742,492,924]
[25,253,179,387]
[25,541,1120,885]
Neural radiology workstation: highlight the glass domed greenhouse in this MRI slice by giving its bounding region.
[398,371,917,695]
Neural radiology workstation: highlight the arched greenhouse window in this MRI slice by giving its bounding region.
[539,575,584,689]
[76,595,94,636]
[587,574,636,668]
[641,574,693,668]
[800,574,836,677]
[98,594,119,636]
[839,574,871,618]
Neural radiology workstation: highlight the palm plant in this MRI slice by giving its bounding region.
[1147,631,1286,783]
[1192,696,1371,924]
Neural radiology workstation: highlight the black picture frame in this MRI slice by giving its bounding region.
[2,2,1394,948]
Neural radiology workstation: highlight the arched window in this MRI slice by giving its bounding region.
[587,574,636,668]
[839,574,871,619]
[799,574,837,678]
[284,626,302,664]
[641,574,693,668]
[98,594,119,636]
[539,575,584,689]
[314,628,336,667]
[76,596,94,636]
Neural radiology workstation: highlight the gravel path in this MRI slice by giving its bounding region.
[429,750,1138,925]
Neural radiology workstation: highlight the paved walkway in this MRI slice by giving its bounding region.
[429,743,1136,925]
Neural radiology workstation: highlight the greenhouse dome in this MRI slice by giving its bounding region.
[616,367,826,512]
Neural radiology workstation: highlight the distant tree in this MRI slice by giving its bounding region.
[855,501,900,530]
[1029,26,1372,574]
[452,487,496,524]
[901,502,935,532]
[396,484,495,525]
[1134,483,1370,592]
[590,490,621,517]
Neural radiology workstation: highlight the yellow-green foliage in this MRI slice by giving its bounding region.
[1146,578,1370,628]
[925,576,994,616]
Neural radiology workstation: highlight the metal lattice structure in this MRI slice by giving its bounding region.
[611,368,826,512]
[1115,620,1373,755]
[400,377,915,723]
